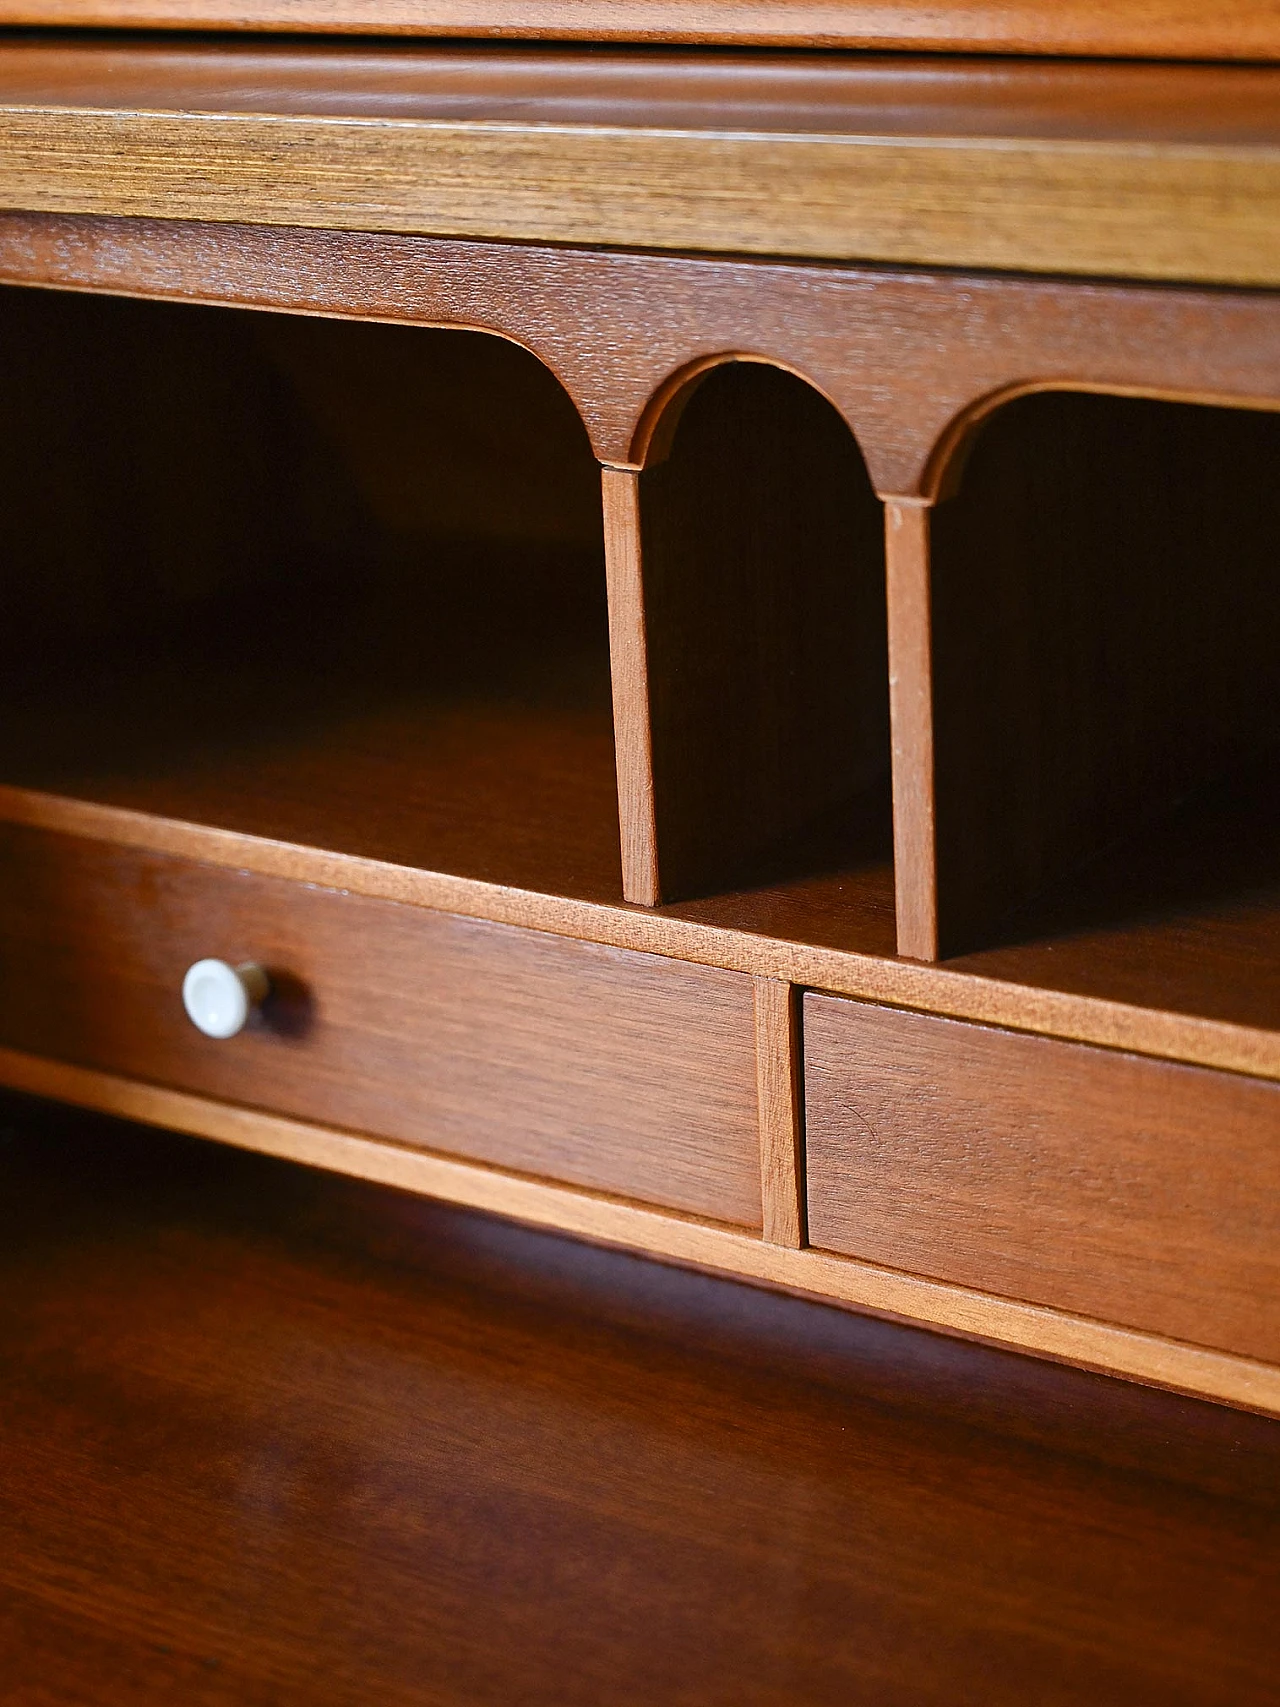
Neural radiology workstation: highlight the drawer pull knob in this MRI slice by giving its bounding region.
[182,959,270,1040]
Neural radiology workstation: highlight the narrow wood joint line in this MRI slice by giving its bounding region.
[754,976,806,1250]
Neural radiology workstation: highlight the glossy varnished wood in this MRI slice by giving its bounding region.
[631,362,889,902]
[0,824,762,1224]
[6,250,1280,1076]
[8,45,1280,281]
[7,1037,1280,1414]
[0,284,623,904]
[924,392,1280,957]
[2,1095,1280,1705]
[4,0,1280,57]
[753,976,805,1248]
[805,994,1280,1364]
[9,213,1280,496]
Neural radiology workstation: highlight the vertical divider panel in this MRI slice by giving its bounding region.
[601,465,661,906]
[754,976,805,1249]
[885,500,939,962]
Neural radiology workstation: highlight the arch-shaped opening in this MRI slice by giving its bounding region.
[0,285,620,898]
[927,388,1280,997]
[630,360,891,916]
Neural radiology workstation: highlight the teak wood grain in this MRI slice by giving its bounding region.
[753,976,805,1249]
[5,1098,1280,1705]
[7,1040,1280,1415]
[805,995,1280,1365]
[601,467,659,907]
[0,282,625,905]
[4,0,1280,58]
[925,392,1280,957]
[9,44,1280,282]
[0,823,763,1225]
[630,362,889,903]
[884,499,937,961]
[2,232,1280,1066]
[8,213,1280,498]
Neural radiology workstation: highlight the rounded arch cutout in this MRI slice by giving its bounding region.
[922,379,1280,506]
[246,310,604,555]
[628,351,861,471]
[629,356,893,904]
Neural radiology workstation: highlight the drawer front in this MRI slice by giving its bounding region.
[804,995,1280,1361]
[0,825,761,1226]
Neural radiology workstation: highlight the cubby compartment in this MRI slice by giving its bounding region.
[0,286,620,900]
[620,361,896,954]
[918,391,1280,1028]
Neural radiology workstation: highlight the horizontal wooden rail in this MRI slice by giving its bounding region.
[6,44,1280,283]
[4,0,1280,58]
[0,783,1274,1084]
[1,1044,1276,1417]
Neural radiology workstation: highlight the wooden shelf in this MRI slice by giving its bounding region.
[6,0,1280,59]
[0,621,623,905]
[948,755,1280,1040]
[6,39,1280,282]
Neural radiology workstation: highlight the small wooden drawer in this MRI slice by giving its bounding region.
[0,824,762,1226]
[804,995,1280,1362]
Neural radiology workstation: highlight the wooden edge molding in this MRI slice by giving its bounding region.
[2,1044,1276,1418]
[4,0,1280,59]
[601,466,660,906]
[7,214,1280,499]
[0,782,1274,1084]
[753,978,805,1249]
[6,105,1280,285]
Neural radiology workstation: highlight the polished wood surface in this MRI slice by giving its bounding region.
[0,824,762,1223]
[0,284,622,904]
[2,188,1279,1418]
[3,254,1278,1078]
[634,362,889,902]
[753,975,805,1249]
[805,994,1280,1362]
[5,0,1280,57]
[7,43,1280,280]
[947,757,1280,1033]
[3,1093,1280,1706]
[928,392,1280,957]
[9,213,1280,496]
[7,1039,1280,1415]
[884,500,937,960]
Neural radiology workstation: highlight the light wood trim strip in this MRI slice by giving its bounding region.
[7,107,1280,284]
[754,977,805,1249]
[0,782,1274,1083]
[4,0,1280,59]
[2,1044,1277,1416]
[885,500,938,962]
[602,467,660,906]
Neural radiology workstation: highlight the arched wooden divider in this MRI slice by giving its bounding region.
[891,389,1280,960]
[603,359,889,908]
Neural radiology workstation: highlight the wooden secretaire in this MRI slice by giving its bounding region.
[1,6,1279,1416]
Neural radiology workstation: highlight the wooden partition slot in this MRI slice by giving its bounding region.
[916,391,1280,966]
[0,285,620,900]
[612,361,891,909]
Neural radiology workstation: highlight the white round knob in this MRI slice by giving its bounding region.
[182,959,270,1039]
